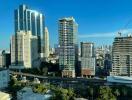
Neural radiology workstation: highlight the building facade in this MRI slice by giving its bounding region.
[58,17,78,77]
[0,50,11,68]
[0,91,11,100]
[11,31,39,69]
[104,53,112,75]
[14,4,45,61]
[111,35,132,76]
[0,69,10,89]
[44,27,50,58]
[80,42,95,77]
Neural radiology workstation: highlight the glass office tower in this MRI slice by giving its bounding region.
[14,4,44,55]
[58,17,78,77]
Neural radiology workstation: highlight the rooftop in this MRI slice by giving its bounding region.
[0,68,8,71]
[0,91,10,100]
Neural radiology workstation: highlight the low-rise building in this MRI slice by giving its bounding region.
[0,50,11,68]
[0,91,11,100]
[0,69,10,89]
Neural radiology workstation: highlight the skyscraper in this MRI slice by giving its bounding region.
[44,27,49,58]
[80,42,95,77]
[11,31,39,69]
[14,4,44,59]
[111,35,132,76]
[58,17,78,77]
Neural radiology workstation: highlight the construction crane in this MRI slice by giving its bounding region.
[117,19,132,37]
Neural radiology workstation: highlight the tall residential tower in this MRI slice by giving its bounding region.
[11,31,39,69]
[58,17,78,77]
[44,27,50,58]
[80,42,95,77]
[111,35,132,76]
[14,4,44,59]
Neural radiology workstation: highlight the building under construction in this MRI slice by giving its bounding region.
[111,33,132,76]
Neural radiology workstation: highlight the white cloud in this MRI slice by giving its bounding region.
[78,28,132,38]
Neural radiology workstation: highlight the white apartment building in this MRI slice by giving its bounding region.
[10,31,39,69]
[44,27,50,58]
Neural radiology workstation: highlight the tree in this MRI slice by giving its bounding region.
[121,87,127,97]
[87,86,94,100]
[114,89,120,97]
[89,87,94,100]
[50,87,75,100]
[33,84,48,94]
[97,86,116,100]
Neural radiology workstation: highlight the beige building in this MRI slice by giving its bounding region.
[111,35,132,76]
[0,91,11,100]
[10,31,39,69]
[44,27,50,58]
[80,42,95,77]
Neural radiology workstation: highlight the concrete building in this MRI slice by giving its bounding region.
[44,27,50,59]
[0,50,11,68]
[58,17,78,77]
[10,31,39,69]
[0,69,10,89]
[54,44,60,56]
[104,53,112,75]
[14,4,45,59]
[80,42,95,77]
[111,35,132,76]
[17,87,51,100]
[0,91,11,100]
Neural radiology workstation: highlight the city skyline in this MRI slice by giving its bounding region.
[1,0,132,49]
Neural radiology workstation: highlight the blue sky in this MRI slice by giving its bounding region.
[1,0,132,49]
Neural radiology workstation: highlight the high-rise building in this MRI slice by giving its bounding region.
[80,42,95,77]
[10,31,39,69]
[58,17,78,77]
[104,53,112,75]
[111,35,132,76]
[44,27,49,58]
[14,4,44,59]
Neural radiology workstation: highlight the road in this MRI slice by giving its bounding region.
[10,71,106,83]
